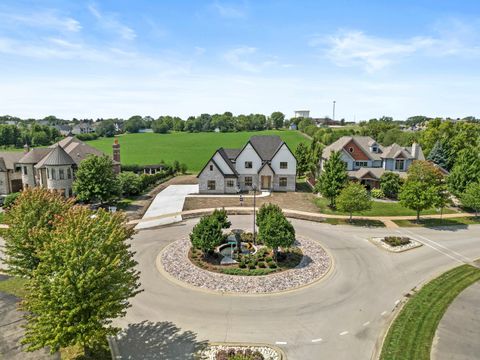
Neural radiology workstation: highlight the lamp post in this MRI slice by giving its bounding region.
[252,184,257,245]
[333,100,336,121]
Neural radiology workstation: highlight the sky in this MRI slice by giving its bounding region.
[0,0,479,121]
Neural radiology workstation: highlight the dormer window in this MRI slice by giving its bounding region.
[372,146,378,153]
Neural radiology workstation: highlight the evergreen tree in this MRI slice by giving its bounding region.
[3,188,74,278]
[336,182,372,221]
[21,207,141,355]
[315,151,348,207]
[73,155,120,203]
[427,140,450,170]
[190,213,225,255]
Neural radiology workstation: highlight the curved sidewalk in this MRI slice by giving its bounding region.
[128,205,474,228]
[431,280,480,360]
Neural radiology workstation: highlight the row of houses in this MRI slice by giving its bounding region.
[0,137,120,196]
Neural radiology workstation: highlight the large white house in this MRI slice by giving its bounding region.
[198,135,297,193]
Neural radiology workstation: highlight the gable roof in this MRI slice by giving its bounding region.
[19,148,52,164]
[223,148,241,160]
[258,162,275,175]
[197,153,238,179]
[217,148,239,175]
[40,145,75,167]
[0,152,24,171]
[248,135,284,161]
[381,143,414,159]
[322,136,384,161]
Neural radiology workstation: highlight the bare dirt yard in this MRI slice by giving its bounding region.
[183,187,318,213]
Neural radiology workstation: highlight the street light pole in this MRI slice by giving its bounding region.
[333,100,336,121]
[252,184,257,245]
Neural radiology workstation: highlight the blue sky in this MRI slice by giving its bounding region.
[0,0,479,120]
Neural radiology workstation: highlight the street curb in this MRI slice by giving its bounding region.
[155,235,335,297]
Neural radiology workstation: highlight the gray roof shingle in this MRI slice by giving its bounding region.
[40,145,76,166]
[248,135,284,161]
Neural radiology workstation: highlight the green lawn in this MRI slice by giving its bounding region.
[394,216,480,228]
[324,218,385,227]
[380,264,480,360]
[0,276,28,298]
[314,198,458,217]
[85,130,309,172]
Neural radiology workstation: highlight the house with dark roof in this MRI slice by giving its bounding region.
[320,136,425,189]
[18,136,120,197]
[198,135,297,194]
[0,152,25,195]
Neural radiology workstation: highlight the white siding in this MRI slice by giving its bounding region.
[212,152,234,175]
[235,144,262,174]
[270,144,296,175]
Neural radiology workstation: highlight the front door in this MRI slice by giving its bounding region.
[261,176,271,190]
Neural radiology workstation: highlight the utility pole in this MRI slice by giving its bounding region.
[333,100,336,121]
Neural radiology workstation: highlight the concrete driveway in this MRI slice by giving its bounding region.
[117,217,480,360]
[135,185,198,230]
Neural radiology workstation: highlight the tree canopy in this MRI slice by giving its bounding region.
[73,155,120,203]
[21,207,141,355]
[336,182,372,220]
[315,150,348,207]
[3,188,74,278]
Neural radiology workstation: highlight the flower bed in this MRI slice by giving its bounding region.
[159,236,331,294]
[200,345,281,360]
[189,245,303,276]
[383,236,411,247]
[370,236,422,253]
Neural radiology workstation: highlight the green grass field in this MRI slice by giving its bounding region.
[393,216,480,228]
[380,264,480,360]
[314,198,458,217]
[86,130,309,172]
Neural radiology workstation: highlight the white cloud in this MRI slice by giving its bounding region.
[316,22,480,72]
[211,1,246,18]
[224,46,277,72]
[88,3,136,40]
[0,10,81,32]
[316,30,436,72]
[194,46,206,55]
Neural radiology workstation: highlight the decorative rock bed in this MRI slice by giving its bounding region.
[159,235,331,294]
[370,236,422,252]
[199,344,281,360]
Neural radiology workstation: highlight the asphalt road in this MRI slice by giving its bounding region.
[114,217,480,360]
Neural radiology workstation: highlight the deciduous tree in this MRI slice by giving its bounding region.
[380,172,402,199]
[336,182,372,221]
[315,151,348,207]
[461,182,480,217]
[3,188,74,278]
[21,207,141,355]
[270,112,285,129]
[73,155,120,203]
[257,210,295,260]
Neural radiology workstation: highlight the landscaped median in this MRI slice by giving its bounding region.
[379,264,480,360]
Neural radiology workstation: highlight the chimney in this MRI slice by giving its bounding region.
[24,143,30,154]
[411,142,419,159]
[112,137,121,174]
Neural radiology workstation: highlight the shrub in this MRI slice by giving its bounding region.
[3,192,20,208]
[383,236,411,247]
[241,232,254,242]
[258,261,266,268]
[370,188,384,199]
[265,256,273,262]
[268,262,277,269]
[248,262,256,269]
[118,172,143,196]
[75,133,98,141]
[239,261,246,268]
